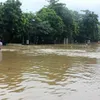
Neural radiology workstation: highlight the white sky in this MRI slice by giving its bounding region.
[1,0,100,19]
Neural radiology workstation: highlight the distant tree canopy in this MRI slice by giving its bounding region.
[0,0,100,44]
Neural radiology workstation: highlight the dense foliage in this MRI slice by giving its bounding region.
[0,0,100,44]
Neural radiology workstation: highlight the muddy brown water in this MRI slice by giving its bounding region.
[0,44,100,100]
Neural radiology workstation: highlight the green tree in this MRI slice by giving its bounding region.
[20,12,35,44]
[1,0,22,43]
[46,0,59,5]
[0,0,99,44]
[80,10,99,42]
[47,1,76,43]
[36,8,64,43]
[0,3,4,38]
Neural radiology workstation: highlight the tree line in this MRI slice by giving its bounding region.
[0,0,100,45]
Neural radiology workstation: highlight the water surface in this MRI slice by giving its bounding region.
[0,44,100,100]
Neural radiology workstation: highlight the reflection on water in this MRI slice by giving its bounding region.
[0,44,100,100]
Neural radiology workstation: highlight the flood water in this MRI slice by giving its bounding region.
[0,44,100,100]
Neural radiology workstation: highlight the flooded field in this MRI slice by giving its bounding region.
[0,44,100,100]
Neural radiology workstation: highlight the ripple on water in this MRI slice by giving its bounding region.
[2,49,17,52]
[1,44,100,100]
[35,49,100,59]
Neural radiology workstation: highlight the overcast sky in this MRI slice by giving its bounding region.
[1,0,100,18]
